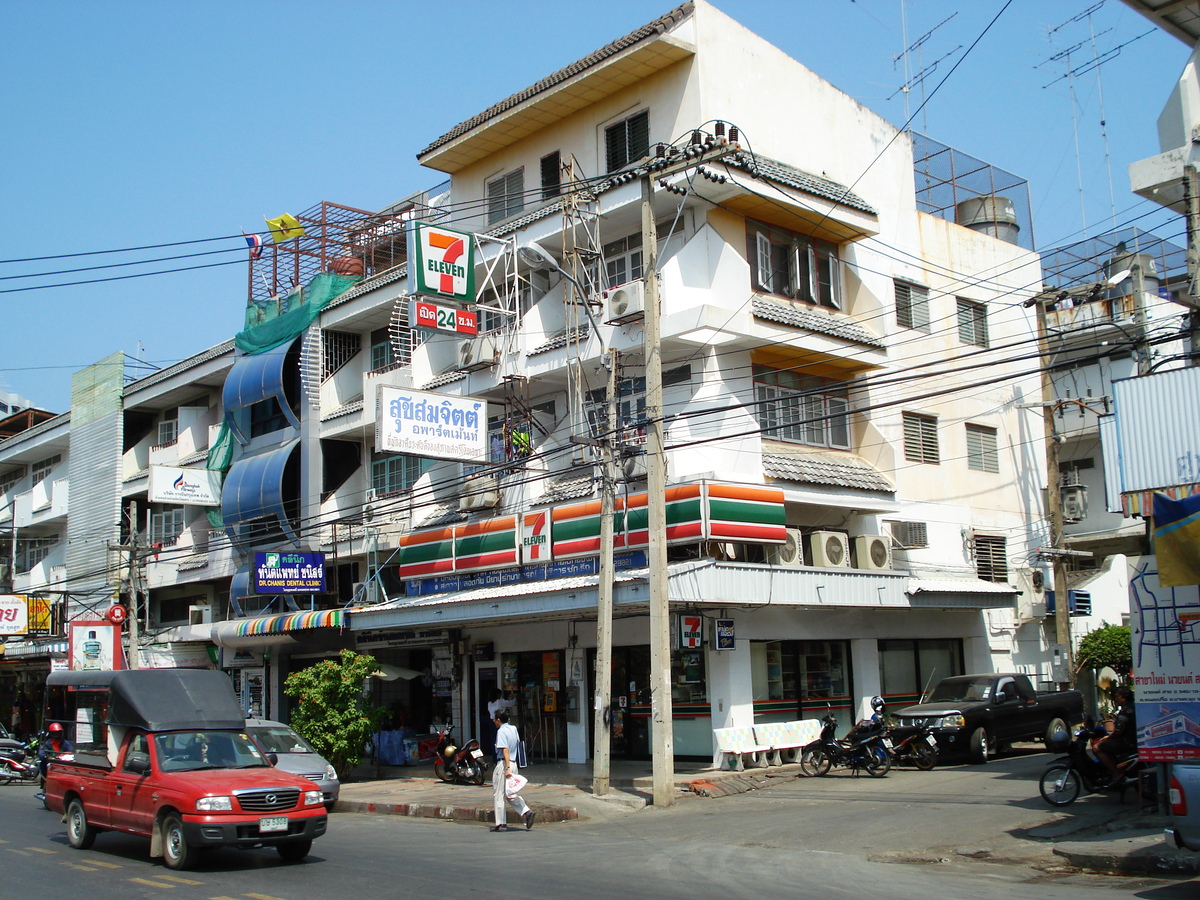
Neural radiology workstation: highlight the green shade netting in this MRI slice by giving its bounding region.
[204,420,235,530]
[235,272,360,354]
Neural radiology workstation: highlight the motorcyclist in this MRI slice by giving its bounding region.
[38,722,74,785]
[1096,685,1137,784]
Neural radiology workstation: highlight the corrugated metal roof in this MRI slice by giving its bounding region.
[763,450,893,493]
[1111,367,1200,494]
[124,340,235,397]
[752,298,884,347]
[418,4,695,159]
[537,475,596,504]
[1118,0,1200,44]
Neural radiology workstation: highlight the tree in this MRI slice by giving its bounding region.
[283,649,387,780]
[1076,622,1133,677]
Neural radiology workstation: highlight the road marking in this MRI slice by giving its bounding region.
[25,846,57,854]
[5,848,31,856]
[86,859,124,868]
[244,893,290,900]
[128,877,177,888]
[155,874,204,885]
[59,861,100,871]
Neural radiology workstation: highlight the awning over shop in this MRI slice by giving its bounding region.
[1,639,68,659]
[210,609,345,648]
[906,577,1016,609]
[222,340,301,443]
[222,441,302,548]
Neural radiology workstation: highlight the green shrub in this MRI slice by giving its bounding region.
[1076,622,1133,676]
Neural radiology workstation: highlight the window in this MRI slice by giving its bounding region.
[974,534,1008,582]
[17,535,58,573]
[602,233,643,288]
[0,469,23,496]
[371,453,426,497]
[604,109,650,173]
[370,327,411,372]
[31,455,60,487]
[487,168,524,224]
[541,151,561,200]
[585,366,690,446]
[157,411,178,446]
[248,398,288,438]
[323,330,360,378]
[965,423,999,473]
[895,280,931,332]
[753,366,851,449]
[902,412,939,464]
[957,298,989,347]
[151,507,186,547]
[748,221,841,308]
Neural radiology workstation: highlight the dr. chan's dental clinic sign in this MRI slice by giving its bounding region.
[376,386,487,464]
[408,222,476,303]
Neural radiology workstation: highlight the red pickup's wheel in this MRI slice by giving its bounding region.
[66,799,97,850]
[161,813,197,870]
[277,838,312,862]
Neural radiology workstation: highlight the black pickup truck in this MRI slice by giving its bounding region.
[893,673,1083,764]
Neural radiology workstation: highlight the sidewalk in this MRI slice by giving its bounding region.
[335,756,1200,876]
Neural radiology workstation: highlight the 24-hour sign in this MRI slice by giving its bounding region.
[411,299,477,335]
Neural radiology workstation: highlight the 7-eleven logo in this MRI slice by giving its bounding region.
[412,222,475,301]
[522,510,552,565]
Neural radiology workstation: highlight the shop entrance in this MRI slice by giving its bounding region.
[878,638,964,706]
[498,650,568,761]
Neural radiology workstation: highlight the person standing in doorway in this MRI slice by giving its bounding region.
[490,710,533,832]
[485,689,510,765]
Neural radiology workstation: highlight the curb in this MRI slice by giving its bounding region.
[334,797,578,825]
[1051,841,1200,876]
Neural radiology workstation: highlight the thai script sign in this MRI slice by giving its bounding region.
[254,551,326,594]
[0,595,29,635]
[377,385,487,463]
[410,299,478,335]
[714,618,736,651]
[148,465,223,506]
[408,221,476,303]
[406,551,647,596]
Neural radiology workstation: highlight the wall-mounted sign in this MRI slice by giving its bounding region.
[408,222,476,303]
[410,299,478,335]
[254,551,326,594]
[356,627,453,650]
[713,618,736,651]
[0,595,29,635]
[69,621,122,672]
[148,465,223,506]
[678,614,703,650]
[521,510,552,565]
[376,385,486,463]
[472,641,494,662]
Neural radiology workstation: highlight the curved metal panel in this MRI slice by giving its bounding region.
[222,441,302,547]
[222,342,302,442]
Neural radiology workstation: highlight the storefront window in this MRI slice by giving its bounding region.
[878,638,963,707]
[754,640,853,734]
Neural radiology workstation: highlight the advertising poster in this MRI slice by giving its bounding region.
[254,551,326,594]
[69,621,122,672]
[1130,558,1200,761]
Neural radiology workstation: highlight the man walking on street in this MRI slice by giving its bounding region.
[490,710,534,832]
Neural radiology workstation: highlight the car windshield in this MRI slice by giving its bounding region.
[154,730,270,772]
[249,725,316,755]
[927,678,993,703]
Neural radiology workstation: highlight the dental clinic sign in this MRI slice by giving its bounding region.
[254,552,326,594]
[376,386,487,463]
[408,222,476,303]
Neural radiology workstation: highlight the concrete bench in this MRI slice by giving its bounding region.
[713,720,823,770]
[712,726,772,771]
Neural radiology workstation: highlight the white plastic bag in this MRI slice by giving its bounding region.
[505,772,528,797]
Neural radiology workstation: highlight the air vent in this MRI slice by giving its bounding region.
[888,520,928,549]
[459,473,501,510]
[458,334,498,371]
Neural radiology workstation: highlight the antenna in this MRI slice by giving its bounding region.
[891,8,960,132]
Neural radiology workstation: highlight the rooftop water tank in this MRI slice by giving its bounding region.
[955,195,1020,245]
[1103,250,1159,300]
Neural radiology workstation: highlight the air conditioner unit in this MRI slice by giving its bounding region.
[621,452,647,480]
[457,334,498,371]
[459,474,501,510]
[810,531,850,568]
[767,528,804,567]
[351,581,379,605]
[604,281,645,323]
[854,534,893,571]
[188,604,212,625]
[1046,589,1092,617]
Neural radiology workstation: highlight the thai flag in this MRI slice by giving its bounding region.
[242,231,264,259]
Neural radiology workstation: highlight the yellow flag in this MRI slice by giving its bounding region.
[265,213,306,243]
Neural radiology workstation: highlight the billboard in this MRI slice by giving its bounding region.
[148,465,223,506]
[69,621,122,672]
[376,386,487,463]
[254,551,326,594]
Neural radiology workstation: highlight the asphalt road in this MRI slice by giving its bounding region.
[1,750,1195,900]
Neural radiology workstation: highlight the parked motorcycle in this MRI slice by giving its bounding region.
[886,720,938,770]
[1038,720,1143,806]
[432,725,488,785]
[0,737,41,785]
[800,713,892,777]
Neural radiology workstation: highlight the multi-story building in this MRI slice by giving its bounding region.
[4,2,1066,760]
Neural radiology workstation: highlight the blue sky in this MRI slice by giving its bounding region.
[0,0,1189,412]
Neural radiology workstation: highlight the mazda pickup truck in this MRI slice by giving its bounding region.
[44,668,326,870]
[892,673,1084,764]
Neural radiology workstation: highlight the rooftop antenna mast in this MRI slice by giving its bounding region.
[892,7,960,133]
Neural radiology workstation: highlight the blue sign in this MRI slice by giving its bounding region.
[406,551,648,597]
[714,618,736,651]
[254,551,326,594]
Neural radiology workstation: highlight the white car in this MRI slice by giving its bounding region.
[245,718,340,809]
[1167,763,1200,851]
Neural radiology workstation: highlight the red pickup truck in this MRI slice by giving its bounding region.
[44,668,327,870]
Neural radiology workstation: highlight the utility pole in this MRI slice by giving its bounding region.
[1131,259,1152,376]
[1184,164,1200,365]
[592,350,618,796]
[640,134,738,807]
[125,500,140,669]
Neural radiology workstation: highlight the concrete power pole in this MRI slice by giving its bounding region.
[126,500,140,669]
[592,351,618,796]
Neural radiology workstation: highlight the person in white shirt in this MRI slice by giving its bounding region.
[490,710,533,832]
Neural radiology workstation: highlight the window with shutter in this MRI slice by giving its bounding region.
[965,423,999,473]
[895,280,931,332]
[902,412,939,464]
[487,168,525,224]
[747,221,841,308]
[957,298,988,347]
[541,151,561,200]
[753,366,851,449]
[974,534,1008,582]
[604,110,650,172]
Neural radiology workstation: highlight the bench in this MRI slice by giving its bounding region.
[712,720,822,771]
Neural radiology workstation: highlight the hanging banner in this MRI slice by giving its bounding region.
[408,221,477,302]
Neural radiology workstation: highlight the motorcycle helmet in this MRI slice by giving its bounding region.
[870,696,886,713]
[48,722,64,734]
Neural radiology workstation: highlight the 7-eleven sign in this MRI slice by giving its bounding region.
[679,614,703,649]
[522,510,553,565]
[409,222,476,302]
